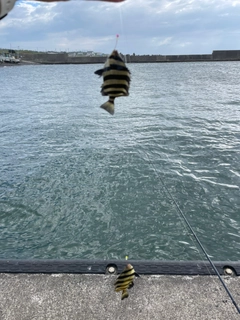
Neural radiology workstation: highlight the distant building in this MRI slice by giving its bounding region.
[67,51,107,57]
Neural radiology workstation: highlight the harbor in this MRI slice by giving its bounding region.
[1,50,240,320]
[0,50,20,64]
[1,49,240,65]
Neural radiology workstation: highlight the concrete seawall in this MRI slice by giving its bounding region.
[0,273,240,319]
[0,260,240,319]
[19,50,240,65]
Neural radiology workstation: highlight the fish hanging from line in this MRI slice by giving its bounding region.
[114,264,139,300]
[94,50,131,115]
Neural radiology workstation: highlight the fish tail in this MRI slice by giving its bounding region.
[121,289,129,300]
[100,97,115,115]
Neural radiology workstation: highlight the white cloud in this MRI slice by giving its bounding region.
[151,37,173,46]
[1,0,240,54]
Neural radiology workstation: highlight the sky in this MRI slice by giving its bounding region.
[1,0,240,55]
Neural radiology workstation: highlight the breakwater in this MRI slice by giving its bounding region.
[19,50,240,65]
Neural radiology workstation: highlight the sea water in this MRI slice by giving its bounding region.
[0,62,239,261]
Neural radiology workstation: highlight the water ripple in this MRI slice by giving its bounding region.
[0,62,239,260]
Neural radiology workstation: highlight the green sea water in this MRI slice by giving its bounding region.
[0,62,239,261]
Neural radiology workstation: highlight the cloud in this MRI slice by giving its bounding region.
[1,0,240,54]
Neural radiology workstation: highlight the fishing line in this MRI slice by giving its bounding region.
[117,5,129,63]
[114,34,119,50]
[142,151,240,315]
[141,151,209,261]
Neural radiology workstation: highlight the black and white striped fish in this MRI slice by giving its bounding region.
[94,50,131,115]
[114,264,139,300]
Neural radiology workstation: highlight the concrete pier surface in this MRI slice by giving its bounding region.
[0,274,239,320]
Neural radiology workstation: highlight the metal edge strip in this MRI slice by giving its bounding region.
[0,259,239,276]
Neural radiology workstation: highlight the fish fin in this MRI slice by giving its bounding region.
[121,289,129,300]
[128,282,134,289]
[100,99,115,115]
[135,272,140,278]
[94,68,104,76]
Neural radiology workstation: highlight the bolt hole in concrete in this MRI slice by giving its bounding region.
[223,266,236,277]
[106,264,118,275]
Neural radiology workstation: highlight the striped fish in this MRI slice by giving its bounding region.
[94,50,131,115]
[114,264,139,300]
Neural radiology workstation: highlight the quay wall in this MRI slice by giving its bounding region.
[21,53,106,64]
[126,54,212,62]
[212,50,240,60]
[1,273,240,319]
[20,50,240,64]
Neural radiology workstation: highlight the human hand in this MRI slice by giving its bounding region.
[36,0,125,2]
[1,0,125,20]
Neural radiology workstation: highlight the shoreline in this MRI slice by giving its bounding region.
[0,60,39,67]
[1,50,240,66]
[1,59,240,67]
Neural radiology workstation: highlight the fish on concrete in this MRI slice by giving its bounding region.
[114,264,139,300]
